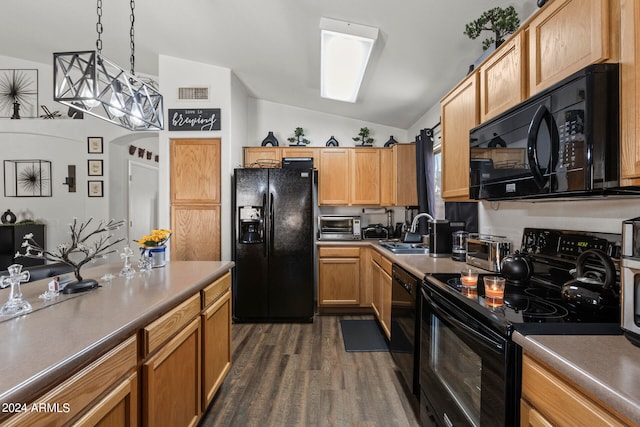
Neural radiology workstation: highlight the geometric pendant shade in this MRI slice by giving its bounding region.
[53,50,164,131]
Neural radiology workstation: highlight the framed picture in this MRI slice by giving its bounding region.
[88,180,103,197]
[87,137,103,154]
[0,69,38,118]
[88,159,103,176]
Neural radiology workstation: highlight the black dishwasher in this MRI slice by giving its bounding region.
[390,264,420,397]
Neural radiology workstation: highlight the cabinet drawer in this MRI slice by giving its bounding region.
[202,272,231,308]
[5,336,137,427]
[143,294,201,356]
[318,247,360,258]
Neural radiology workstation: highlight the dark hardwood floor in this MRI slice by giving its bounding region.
[199,315,420,427]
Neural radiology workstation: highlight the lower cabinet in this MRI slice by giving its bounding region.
[370,250,392,339]
[201,273,232,410]
[318,246,361,308]
[521,353,633,427]
[4,336,138,427]
[142,296,202,427]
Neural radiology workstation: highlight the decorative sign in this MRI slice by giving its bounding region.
[168,108,221,131]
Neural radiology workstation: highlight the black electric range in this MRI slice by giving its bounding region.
[425,227,624,337]
[418,228,623,426]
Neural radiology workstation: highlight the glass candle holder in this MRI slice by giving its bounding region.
[483,276,506,307]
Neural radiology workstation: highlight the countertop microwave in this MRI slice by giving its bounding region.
[469,63,626,201]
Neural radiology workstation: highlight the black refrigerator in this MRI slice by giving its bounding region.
[232,168,314,322]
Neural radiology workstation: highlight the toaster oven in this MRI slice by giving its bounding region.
[466,234,511,272]
[318,216,361,241]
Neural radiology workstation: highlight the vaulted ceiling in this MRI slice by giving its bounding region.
[1,0,537,129]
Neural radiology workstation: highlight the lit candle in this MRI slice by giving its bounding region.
[483,276,505,306]
[460,269,478,288]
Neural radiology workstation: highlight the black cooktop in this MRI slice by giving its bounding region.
[422,227,625,337]
[424,273,623,336]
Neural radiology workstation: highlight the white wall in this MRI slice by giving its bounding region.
[248,99,409,149]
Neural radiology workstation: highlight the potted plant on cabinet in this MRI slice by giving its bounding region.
[287,127,310,146]
[353,127,374,146]
[464,6,520,71]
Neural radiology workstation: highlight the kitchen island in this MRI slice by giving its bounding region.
[0,260,234,426]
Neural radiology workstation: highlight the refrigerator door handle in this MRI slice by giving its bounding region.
[270,192,275,251]
[262,192,267,257]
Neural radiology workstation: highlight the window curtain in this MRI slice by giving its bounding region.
[415,127,435,235]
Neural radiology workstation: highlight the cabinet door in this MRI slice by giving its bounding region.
[72,373,138,427]
[441,72,479,200]
[319,148,350,205]
[371,259,382,318]
[318,258,360,306]
[171,139,221,204]
[243,147,281,168]
[394,144,418,206]
[528,0,611,95]
[143,317,201,427]
[351,148,380,205]
[479,32,526,122]
[380,264,392,340]
[171,205,221,261]
[201,290,232,410]
[379,148,395,206]
[620,0,640,184]
[280,147,319,164]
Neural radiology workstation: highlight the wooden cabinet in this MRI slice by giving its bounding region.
[4,336,138,427]
[171,204,221,261]
[171,138,221,261]
[142,294,202,427]
[280,147,319,164]
[318,246,361,308]
[380,144,418,206]
[370,250,392,339]
[201,272,232,410]
[528,0,612,96]
[351,148,380,205]
[319,148,351,205]
[479,31,526,122]
[440,72,479,200]
[520,353,633,427]
[620,0,640,185]
[243,147,282,168]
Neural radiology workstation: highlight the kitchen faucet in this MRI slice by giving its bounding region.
[410,212,434,233]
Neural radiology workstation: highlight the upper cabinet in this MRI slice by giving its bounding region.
[479,31,526,122]
[528,0,613,95]
[620,0,640,184]
[319,148,351,205]
[441,72,479,201]
[350,148,381,205]
[244,145,417,207]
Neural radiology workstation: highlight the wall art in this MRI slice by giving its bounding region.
[88,159,103,176]
[88,180,104,197]
[3,160,52,197]
[87,137,103,154]
[0,69,38,119]
[168,108,221,131]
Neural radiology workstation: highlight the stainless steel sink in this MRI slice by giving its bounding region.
[379,241,429,254]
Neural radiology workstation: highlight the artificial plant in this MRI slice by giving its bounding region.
[464,6,520,51]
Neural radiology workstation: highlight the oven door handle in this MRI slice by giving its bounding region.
[424,290,504,351]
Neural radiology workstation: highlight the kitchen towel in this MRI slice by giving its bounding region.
[340,319,389,352]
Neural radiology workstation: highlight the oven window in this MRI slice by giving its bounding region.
[431,316,481,426]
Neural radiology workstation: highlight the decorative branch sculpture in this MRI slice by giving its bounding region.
[17,217,125,283]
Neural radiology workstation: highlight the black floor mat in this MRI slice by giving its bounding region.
[340,319,389,352]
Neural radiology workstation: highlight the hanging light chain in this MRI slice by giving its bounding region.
[130,0,136,76]
[96,0,103,54]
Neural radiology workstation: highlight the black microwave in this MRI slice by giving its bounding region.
[469,63,621,201]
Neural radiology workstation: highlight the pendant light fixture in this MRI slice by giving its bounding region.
[53,0,163,131]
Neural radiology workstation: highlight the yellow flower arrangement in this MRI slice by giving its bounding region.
[136,229,172,248]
